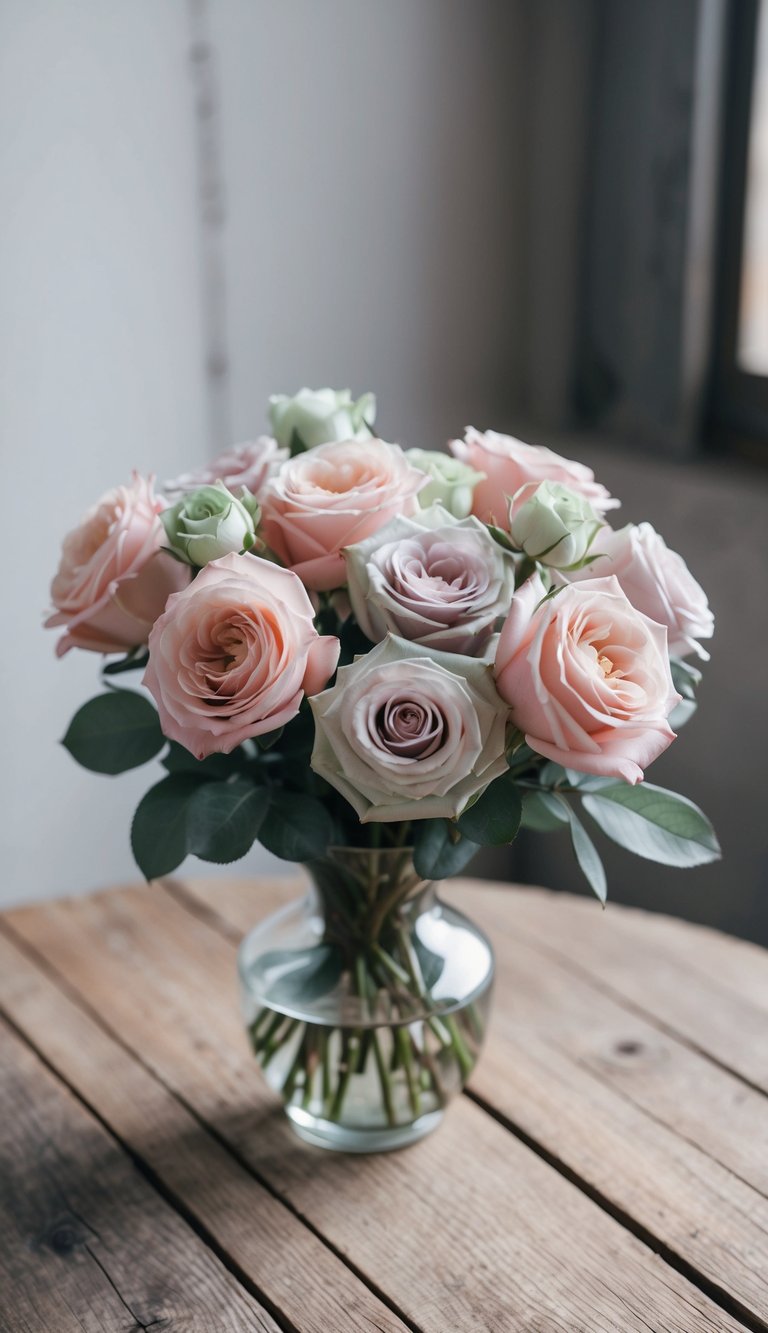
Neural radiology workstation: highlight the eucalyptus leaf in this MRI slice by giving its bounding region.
[553,794,607,904]
[130,773,204,880]
[456,772,522,845]
[413,821,481,879]
[63,690,164,774]
[582,783,720,868]
[520,789,570,832]
[188,778,270,863]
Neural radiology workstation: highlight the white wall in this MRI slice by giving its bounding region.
[1,0,526,907]
[0,1,210,906]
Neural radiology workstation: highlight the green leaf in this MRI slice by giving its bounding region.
[255,727,284,751]
[162,740,244,779]
[289,428,309,457]
[102,648,150,676]
[130,774,203,880]
[63,690,164,774]
[413,935,444,989]
[258,944,344,1006]
[456,772,522,845]
[337,617,374,667]
[552,794,607,904]
[581,783,720,868]
[257,790,333,861]
[520,789,570,832]
[188,778,270,864]
[413,821,481,880]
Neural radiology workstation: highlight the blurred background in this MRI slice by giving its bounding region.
[2,0,767,940]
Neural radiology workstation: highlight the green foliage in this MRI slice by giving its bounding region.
[188,778,270,863]
[257,944,344,1006]
[412,820,481,879]
[162,740,244,779]
[257,790,334,861]
[456,772,522,846]
[520,789,569,831]
[101,648,149,676]
[581,783,720,868]
[131,774,203,879]
[550,794,607,904]
[63,690,164,775]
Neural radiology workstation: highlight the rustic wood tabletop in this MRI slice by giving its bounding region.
[1,876,766,1333]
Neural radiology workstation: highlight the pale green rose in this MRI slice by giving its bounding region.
[405,449,485,519]
[268,387,376,454]
[309,634,510,823]
[161,481,260,567]
[343,505,515,655]
[509,480,603,570]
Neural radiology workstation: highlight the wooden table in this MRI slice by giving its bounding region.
[1,877,766,1333]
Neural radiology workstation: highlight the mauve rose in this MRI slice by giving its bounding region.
[164,436,287,501]
[565,523,714,661]
[494,574,680,784]
[260,438,427,591]
[309,635,510,822]
[46,473,190,658]
[344,505,515,655]
[449,428,618,527]
[143,552,339,758]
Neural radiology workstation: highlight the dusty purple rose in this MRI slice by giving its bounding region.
[309,634,510,822]
[343,506,515,655]
[165,437,287,502]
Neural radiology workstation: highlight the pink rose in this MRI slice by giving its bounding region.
[164,436,287,501]
[46,473,190,658]
[565,523,714,660]
[449,428,618,527]
[260,439,427,591]
[494,574,680,784]
[143,552,340,758]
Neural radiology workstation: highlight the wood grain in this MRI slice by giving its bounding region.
[0,926,410,1333]
[179,875,768,1326]
[4,881,751,1333]
[0,1012,278,1333]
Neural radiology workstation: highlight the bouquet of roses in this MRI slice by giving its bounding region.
[47,387,720,1146]
[48,385,718,897]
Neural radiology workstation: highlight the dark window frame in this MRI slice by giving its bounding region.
[709,0,768,456]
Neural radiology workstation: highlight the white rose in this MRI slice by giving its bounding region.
[509,480,603,569]
[309,635,510,823]
[565,522,714,660]
[404,449,485,519]
[268,387,376,452]
[343,505,515,655]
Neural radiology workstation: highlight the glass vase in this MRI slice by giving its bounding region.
[238,845,494,1153]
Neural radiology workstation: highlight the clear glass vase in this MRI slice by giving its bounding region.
[238,845,494,1153]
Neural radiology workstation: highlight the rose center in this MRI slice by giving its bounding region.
[375,697,445,758]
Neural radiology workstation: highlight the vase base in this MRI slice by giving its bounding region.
[285,1104,445,1154]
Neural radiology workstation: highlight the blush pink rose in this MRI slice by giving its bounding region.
[494,574,680,784]
[565,522,714,660]
[46,473,190,658]
[449,428,618,527]
[259,439,428,591]
[143,552,340,758]
[164,436,287,501]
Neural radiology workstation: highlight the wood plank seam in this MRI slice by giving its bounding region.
[506,924,768,1103]
[0,917,424,1333]
[157,878,768,1333]
[0,991,298,1333]
[464,1087,768,1333]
